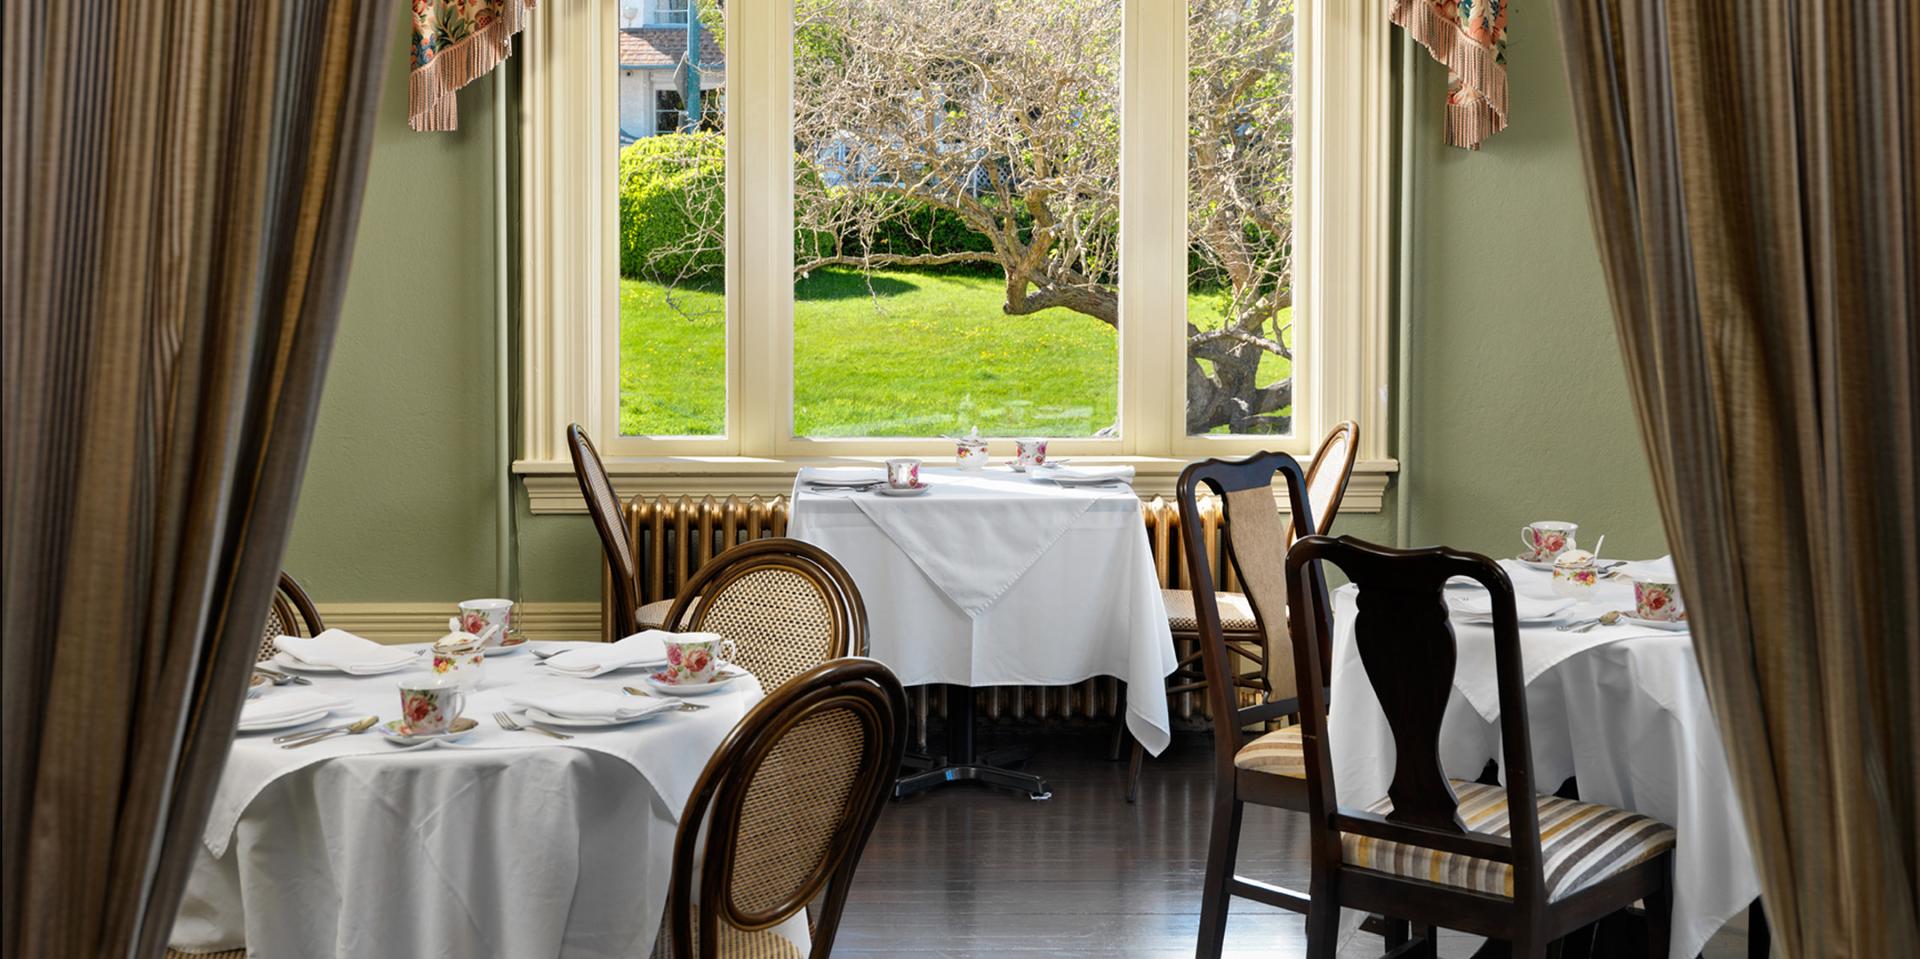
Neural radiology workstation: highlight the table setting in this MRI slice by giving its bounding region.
[171,604,799,959]
[787,435,1176,799]
[1325,519,1757,959]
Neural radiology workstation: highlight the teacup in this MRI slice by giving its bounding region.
[661,633,737,686]
[458,598,514,643]
[1520,521,1579,563]
[885,457,922,489]
[1014,437,1049,470]
[398,677,466,735]
[1633,578,1687,622]
[431,631,486,690]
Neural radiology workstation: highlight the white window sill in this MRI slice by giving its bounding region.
[513,456,1397,515]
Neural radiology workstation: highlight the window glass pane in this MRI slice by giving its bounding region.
[617,3,726,437]
[791,0,1121,439]
[1186,0,1295,436]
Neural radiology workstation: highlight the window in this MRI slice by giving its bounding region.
[653,0,690,25]
[519,0,1392,502]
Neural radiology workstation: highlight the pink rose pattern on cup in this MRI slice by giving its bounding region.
[660,639,727,685]
[1524,529,1569,561]
[401,688,453,735]
[1635,581,1686,622]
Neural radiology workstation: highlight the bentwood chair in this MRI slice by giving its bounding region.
[257,571,325,662]
[1174,452,1333,957]
[1285,535,1676,958]
[1127,421,1359,802]
[568,423,681,634]
[652,658,908,959]
[664,538,869,691]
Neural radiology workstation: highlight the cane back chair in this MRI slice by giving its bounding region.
[257,572,324,662]
[1284,535,1675,958]
[653,657,908,959]
[1129,422,1359,802]
[664,538,869,692]
[568,423,682,635]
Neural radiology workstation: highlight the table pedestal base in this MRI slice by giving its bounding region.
[894,685,1052,800]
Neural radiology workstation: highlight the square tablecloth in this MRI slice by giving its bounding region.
[788,467,1179,754]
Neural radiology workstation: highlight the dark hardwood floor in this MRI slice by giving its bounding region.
[832,729,1754,958]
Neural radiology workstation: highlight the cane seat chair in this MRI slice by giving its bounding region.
[651,658,908,959]
[1283,535,1675,958]
[257,572,324,662]
[1129,422,1359,802]
[664,538,869,692]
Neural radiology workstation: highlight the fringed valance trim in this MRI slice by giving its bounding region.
[1391,0,1510,150]
[408,0,534,132]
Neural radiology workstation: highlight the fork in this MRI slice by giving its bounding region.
[494,710,573,740]
[254,666,312,686]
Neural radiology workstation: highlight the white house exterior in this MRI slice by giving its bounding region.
[618,0,726,144]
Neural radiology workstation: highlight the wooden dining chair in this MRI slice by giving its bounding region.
[1127,421,1358,803]
[1284,535,1676,958]
[664,538,869,691]
[568,423,683,635]
[1170,452,1332,957]
[653,657,908,959]
[257,571,324,662]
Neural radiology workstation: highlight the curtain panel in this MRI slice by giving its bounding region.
[1,1,397,956]
[1549,1,1919,956]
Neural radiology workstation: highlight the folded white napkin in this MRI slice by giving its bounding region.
[238,690,347,728]
[1448,592,1575,624]
[1616,555,1678,581]
[801,467,886,487]
[272,628,417,674]
[1041,465,1136,485]
[505,684,676,722]
[540,630,676,677]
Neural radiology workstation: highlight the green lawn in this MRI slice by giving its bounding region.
[618,267,1289,437]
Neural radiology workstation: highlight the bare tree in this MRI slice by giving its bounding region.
[630,0,1297,434]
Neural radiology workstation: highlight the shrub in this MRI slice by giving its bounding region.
[619,133,725,280]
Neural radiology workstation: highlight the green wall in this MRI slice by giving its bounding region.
[286,16,1661,605]
[1399,10,1666,561]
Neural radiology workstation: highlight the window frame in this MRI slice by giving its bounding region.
[516,0,1394,504]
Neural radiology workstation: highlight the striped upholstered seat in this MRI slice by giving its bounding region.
[1161,587,1260,632]
[1232,724,1306,778]
[1343,780,1676,902]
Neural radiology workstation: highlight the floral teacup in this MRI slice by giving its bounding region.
[458,598,514,644]
[397,677,466,736]
[431,631,485,690]
[1014,438,1049,471]
[885,458,922,489]
[1633,578,1687,622]
[660,634,737,686]
[1520,521,1579,563]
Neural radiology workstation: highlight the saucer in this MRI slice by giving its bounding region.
[1512,556,1559,572]
[236,707,334,734]
[1621,615,1690,632]
[379,716,479,745]
[875,483,931,497]
[644,669,747,696]
[486,636,532,655]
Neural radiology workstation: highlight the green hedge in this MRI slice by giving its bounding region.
[619,133,726,280]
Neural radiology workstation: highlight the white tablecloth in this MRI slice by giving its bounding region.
[172,645,807,959]
[1326,575,1758,959]
[788,467,1178,754]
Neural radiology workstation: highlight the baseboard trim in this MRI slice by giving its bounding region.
[315,602,602,645]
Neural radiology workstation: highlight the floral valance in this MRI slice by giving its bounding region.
[1391,0,1510,150]
[410,0,536,131]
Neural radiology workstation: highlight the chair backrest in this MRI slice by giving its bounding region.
[667,658,907,959]
[1175,452,1317,767]
[260,572,325,662]
[665,538,869,691]
[1303,420,1359,535]
[568,424,642,637]
[1284,535,1548,900]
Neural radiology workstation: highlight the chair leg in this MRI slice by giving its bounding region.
[1126,740,1145,803]
[1647,856,1674,959]
[1195,796,1244,959]
[1303,865,1340,959]
[1108,686,1128,761]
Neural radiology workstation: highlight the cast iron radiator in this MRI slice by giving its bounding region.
[599,493,1259,746]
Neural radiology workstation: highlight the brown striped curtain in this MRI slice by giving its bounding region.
[1550,2,1919,956]
[1,1,396,956]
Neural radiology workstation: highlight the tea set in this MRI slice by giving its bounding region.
[1516,520,1688,629]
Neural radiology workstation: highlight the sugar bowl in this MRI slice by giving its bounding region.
[1551,548,1600,600]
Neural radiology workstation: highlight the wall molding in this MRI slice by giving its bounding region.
[516,458,1397,515]
[317,602,603,645]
